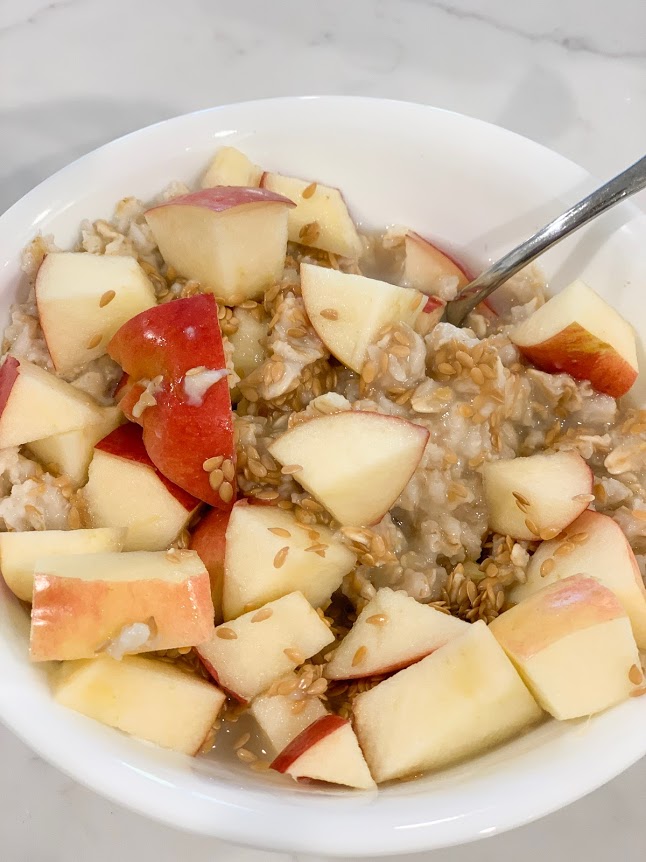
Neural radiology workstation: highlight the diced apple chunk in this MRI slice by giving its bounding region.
[35,252,157,374]
[261,172,362,258]
[250,675,327,753]
[269,411,429,527]
[511,510,646,649]
[510,280,638,397]
[0,357,103,448]
[271,715,375,790]
[196,592,334,703]
[482,450,593,541]
[353,621,542,783]
[325,587,468,680]
[0,527,125,603]
[30,549,214,661]
[189,507,229,624]
[54,654,225,755]
[403,232,469,295]
[300,263,426,372]
[201,147,262,188]
[227,308,268,379]
[145,187,294,304]
[107,294,235,508]
[83,423,200,551]
[490,575,641,719]
[222,501,356,620]
[27,405,123,488]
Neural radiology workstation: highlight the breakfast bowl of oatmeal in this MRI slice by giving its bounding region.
[0,97,645,855]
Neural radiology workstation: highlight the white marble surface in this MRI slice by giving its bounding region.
[1,0,645,859]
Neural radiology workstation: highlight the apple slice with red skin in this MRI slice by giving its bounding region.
[144,187,294,303]
[113,371,131,402]
[271,715,375,789]
[510,510,646,649]
[490,574,641,719]
[250,675,327,754]
[84,423,201,551]
[324,587,468,680]
[403,233,495,320]
[30,549,215,661]
[404,232,470,294]
[268,411,429,527]
[510,280,638,397]
[0,356,103,448]
[196,591,334,703]
[189,507,230,624]
[299,263,428,374]
[353,621,542,783]
[482,450,593,541]
[108,294,235,507]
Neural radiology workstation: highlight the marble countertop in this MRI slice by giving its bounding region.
[1,0,645,859]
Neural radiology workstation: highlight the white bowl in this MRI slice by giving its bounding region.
[1,97,645,856]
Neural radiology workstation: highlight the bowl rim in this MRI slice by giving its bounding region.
[1,95,646,856]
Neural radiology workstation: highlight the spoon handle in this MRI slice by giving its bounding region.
[443,154,646,327]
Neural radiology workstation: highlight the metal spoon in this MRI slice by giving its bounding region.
[443,154,646,327]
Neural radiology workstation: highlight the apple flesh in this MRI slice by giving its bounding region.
[352,620,542,783]
[260,172,362,259]
[510,510,646,650]
[227,308,268,380]
[144,187,294,304]
[107,294,235,508]
[189,507,229,624]
[490,574,641,719]
[269,411,429,527]
[54,654,225,756]
[222,501,356,620]
[27,405,123,488]
[300,263,427,373]
[30,549,214,661]
[250,673,327,753]
[0,357,103,448]
[196,591,334,703]
[482,450,593,541]
[83,423,201,552]
[0,527,125,603]
[510,280,639,397]
[271,715,375,790]
[35,252,156,374]
[201,146,262,189]
[403,232,469,295]
[324,587,468,680]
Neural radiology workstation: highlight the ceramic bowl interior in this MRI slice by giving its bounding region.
[1,97,645,856]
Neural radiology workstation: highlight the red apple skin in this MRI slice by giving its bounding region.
[407,232,471,284]
[0,356,20,415]
[119,381,144,421]
[330,651,443,682]
[107,295,235,507]
[195,651,248,705]
[423,296,445,314]
[107,294,227,381]
[113,371,130,401]
[95,424,200,513]
[270,715,347,773]
[407,233,496,318]
[189,507,229,623]
[145,186,295,218]
[516,323,638,398]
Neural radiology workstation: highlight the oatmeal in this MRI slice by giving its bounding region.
[1,145,644,789]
